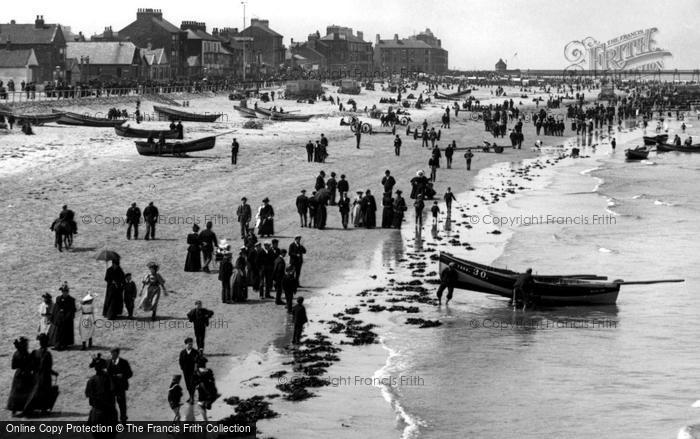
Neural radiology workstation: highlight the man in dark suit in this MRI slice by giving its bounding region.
[143,201,159,240]
[315,171,326,191]
[125,202,141,240]
[292,297,308,344]
[198,221,218,273]
[179,338,199,403]
[259,242,275,299]
[231,138,239,164]
[288,236,307,286]
[107,347,133,422]
[273,249,287,305]
[296,190,309,227]
[186,301,214,351]
[305,141,314,162]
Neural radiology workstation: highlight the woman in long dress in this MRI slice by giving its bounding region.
[231,248,248,302]
[193,357,219,421]
[184,224,201,272]
[85,354,118,426]
[381,192,394,228]
[6,337,33,415]
[38,293,53,336]
[23,333,58,415]
[50,282,75,350]
[79,294,96,350]
[256,198,275,237]
[361,190,377,229]
[139,262,167,321]
[103,259,124,320]
[351,192,364,227]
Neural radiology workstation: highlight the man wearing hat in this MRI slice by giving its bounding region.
[382,170,396,193]
[86,354,118,426]
[198,221,219,273]
[288,236,307,285]
[337,192,351,229]
[315,171,326,192]
[219,253,234,303]
[392,190,408,229]
[258,242,275,299]
[296,190,309,228]
[179,338,200,403]
[79,293,96,350]
[236,197,252,238]
[292,297,308,344]
[326,172,338,206]
[337,174,349,195]
[143,201,159,241]
[187,301,214,351]
[125,202,141,240]
[107,347,133,422]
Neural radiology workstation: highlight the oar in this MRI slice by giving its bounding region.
[615,279,685,285]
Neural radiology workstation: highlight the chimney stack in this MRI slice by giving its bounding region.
[394,34,399,41]
[357,31,363,41]
[376,34,380,44]
[35,15,45,29]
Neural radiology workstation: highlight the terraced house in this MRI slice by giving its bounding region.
[180,21,233,79]
[0,16,66,83]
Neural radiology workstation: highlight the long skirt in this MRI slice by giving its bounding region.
[139,287,160,312]
[79,314,95,342]
[7,369,33,411]
[258,217,274,236]
[363,211,376,229]
[352,205,363,227]
[381,207,394,228]
[184,246,201,272]
[103,284,123,319]
[231,270,248,302]
[392,212,404,228]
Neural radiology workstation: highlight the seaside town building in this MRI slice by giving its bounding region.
[310,26,373,76]
[141,47,170,81]
[0,16,67,83]
[288,37,328,72]
[239,19,285,74]
[180,21,233,79]
[373,29,448,75]
[66,41,144,82]
[212,28,254,79]
[118,9,187,79]
[0,49,39,85]
[495,58,507,72]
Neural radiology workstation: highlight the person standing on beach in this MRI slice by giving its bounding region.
[236,197,252,238]
[273,249,287,305]
[444,188,457,214]
[103,259,124,320]
[79,293,96,350]
[382,170,396,194]
[179,338,199,403]
[50,282,76,350]
[296,190,309,227]
[355,126,362,149]
[307,192,317,229]
[231,138,239,165]
[305,141,314,162]
[143,202,159,240]
[381,192,394,228]
[139,262,166,321]
[611,137,616,150]
[23,334,58,415]
[315,171,326,191]
[107,347,133,423]
[361,190,377,229]
[168,375,184,422]
[38,293,53,336]
[85,354,117,428]
[437,263,458,305]
[327,172,338,206]
[123,274,136,319]
[259,242,275,299]
[431,201,441,226]
[338,192,350,229]
[337,174,349,196]
[292,297,308,344]
[414,196,425,229]
[219,254,233,303]
[125,203,141,240]
[429,156,437,182]
[282,266,298,313]
[464,149,474,171]
[445,142,455,168]
[187,301,214,351]
[512,268,534,309]
[288,236,306,285]
[394,135,402,156]
[198,221,219,273]
[392,190,407,228]
[256,198,275,237]
[7,337,32,416]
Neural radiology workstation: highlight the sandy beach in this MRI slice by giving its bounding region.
[0,84,578,426]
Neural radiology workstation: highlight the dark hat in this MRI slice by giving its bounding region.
[241,197,247,201]
[59,283,69,293]
[262,197,270,202]
[184,337,193,344]
[301,189,306,193]
[42,292,52,301]
[295,235,302,239]
[89,354,107,370]
[171,374,182,383]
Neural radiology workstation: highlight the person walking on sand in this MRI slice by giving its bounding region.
[50,282,76,350]
[23,334,58,415]
[273,249,287,305]
[338,192,350,229]
[282,266,298,313]
[414,196,425,229]
[437,263,458,305]
[38,293,53,336]
[394,135,402,156]
[85,354,117,427]
[7,337,32,416]
[143,202,159,240]
[292,297,308,344]
[107,347,133,423]
[305,140,314,162]
[445,141,455,168]
[184,224,201,272]
[103,259,124,320]
[125,202,141,240]
[327,172,338,206]
[392,190,407,229]
[296,189,309,227]
[219,254,233,303]
[198,221,219,273]
[337,174,349,195]
[168,375,184,422]
[361,190,377,229]
[236,197,252,238]
[193,357,219,421]
[431,201,441,226]
[256,198,275,238]
[139,262,167,321]
[382,170,396,194]
[179,338,200,403]
[123,274,137,319]
[444,187,457,214]
[187,301,214,351]
[288,236,306,285]
[464,149,474,171]
[79,293,96,350]
[231,138,239,165]
[355,126,362,149]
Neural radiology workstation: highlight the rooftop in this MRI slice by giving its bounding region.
[66,41,140,65]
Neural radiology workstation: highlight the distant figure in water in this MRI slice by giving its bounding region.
[512,268,534,309]
[437,263,458,305]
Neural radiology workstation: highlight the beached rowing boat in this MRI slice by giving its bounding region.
[153,105,221,123]
[269,111,313,122]
[655,142,700,153]
[53,110,127,127]
[234,106,257,118]
[439,252,620,305]
[625,145,650,160]
[115,125,179,139]
[134,136,215,156]
[643,134,668,145]
[254,107,272,117]
[0,108,64,125]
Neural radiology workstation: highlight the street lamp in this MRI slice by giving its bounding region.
[241,1,247,30]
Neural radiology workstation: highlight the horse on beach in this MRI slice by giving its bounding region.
[50,218,73,252]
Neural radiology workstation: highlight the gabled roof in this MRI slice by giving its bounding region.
[242,22,282,37]
[152,17,181,33]
[0,23,61,45]
[0,49,38,68]
[66,42,140,65]
[320,33,367,43]
[376,38,433,49]
[185,29,218,41]
[141,48,168,66]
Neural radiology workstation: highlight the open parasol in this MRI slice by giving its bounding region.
[95,249,121,262]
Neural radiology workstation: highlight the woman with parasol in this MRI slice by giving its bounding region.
[138,262,167,321]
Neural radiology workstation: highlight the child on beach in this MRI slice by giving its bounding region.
[168,374,183,422]
[431,201,440,225]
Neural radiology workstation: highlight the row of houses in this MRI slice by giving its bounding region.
[0,10,448,86]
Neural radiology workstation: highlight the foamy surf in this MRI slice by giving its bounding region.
[654,200,675,207]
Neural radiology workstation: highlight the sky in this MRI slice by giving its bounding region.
[7,0,700,70]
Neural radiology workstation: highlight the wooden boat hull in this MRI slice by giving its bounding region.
[234,106,257,118]
[270,112,312,122]
[115,125,179,139]
[0,111,63,125]
[153,105,221,123]
[438,252,620,305]
[655,142,700,153]
[643,134,668,145]
[134,136,215,156]
[625,148,650,160]
[254,108,272,117]
[54,111,127,127]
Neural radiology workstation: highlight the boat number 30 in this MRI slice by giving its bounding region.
[471,268,488,279]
